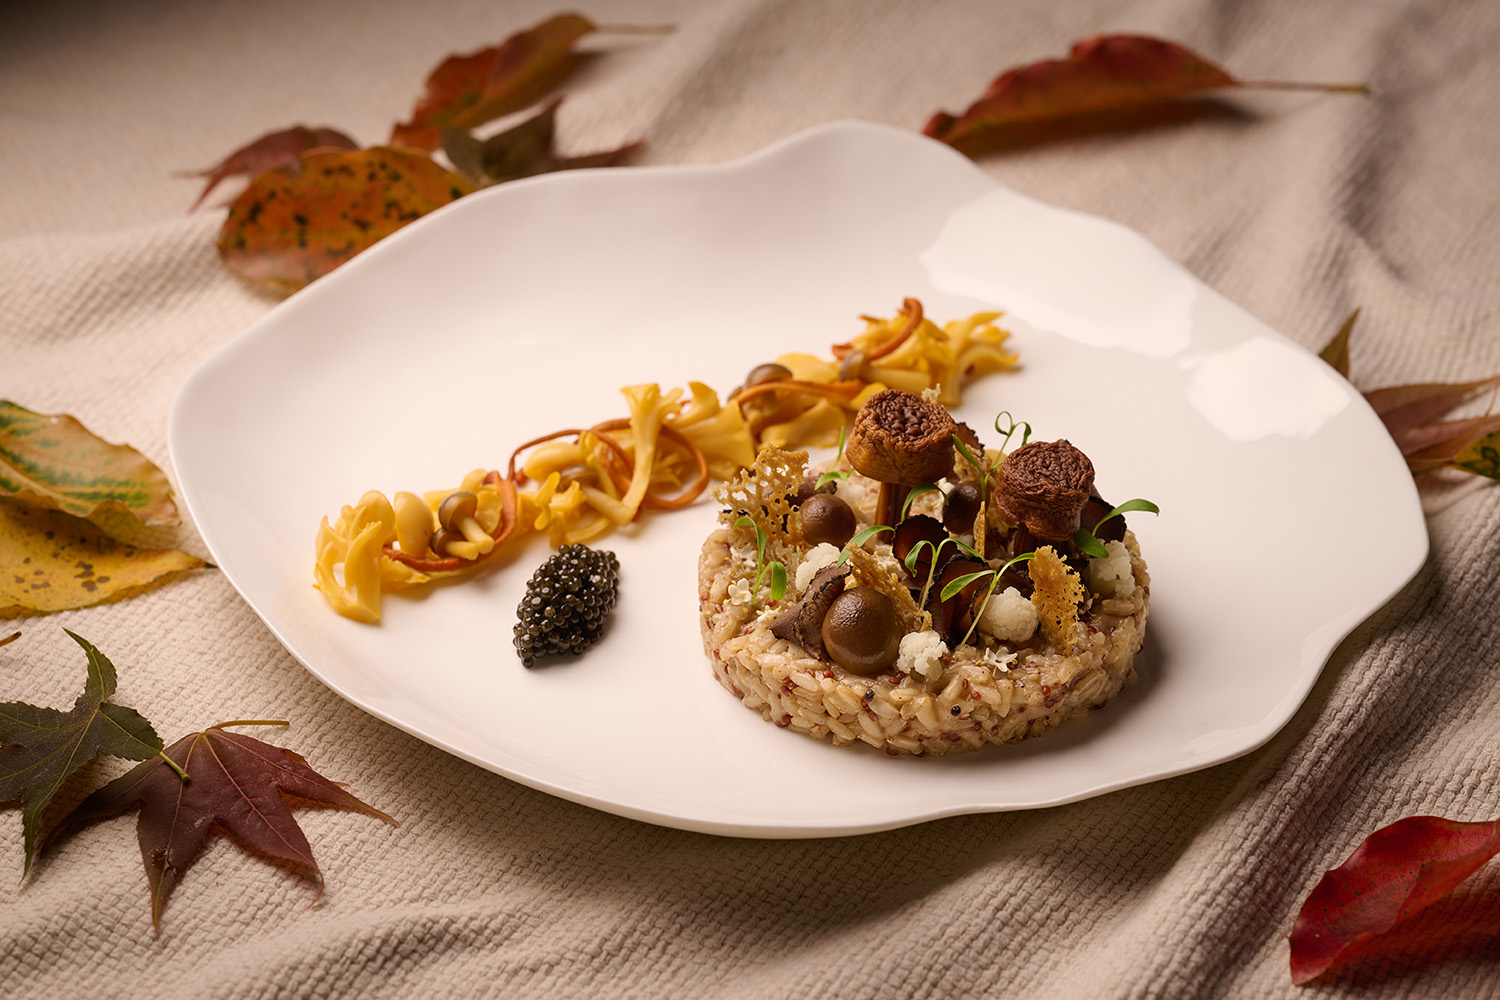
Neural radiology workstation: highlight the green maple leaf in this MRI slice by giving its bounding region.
[0,629,161,872]
[47,721,396,930]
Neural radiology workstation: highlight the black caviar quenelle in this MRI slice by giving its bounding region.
[513,544,621,667]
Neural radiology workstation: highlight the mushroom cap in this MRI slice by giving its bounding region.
[992,439,1095,542]
[438,490,479,527]
[799,493,857,547]
[844,389,955,485]
[942,482,983,534]
[820,586,902,676]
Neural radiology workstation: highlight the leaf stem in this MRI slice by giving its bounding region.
[211,719,291,730]
[0,631,19,649]
[156,750,190,782]
[1238,79,1370,95]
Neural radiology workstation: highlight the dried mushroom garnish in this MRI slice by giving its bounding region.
[993,439,1094,542]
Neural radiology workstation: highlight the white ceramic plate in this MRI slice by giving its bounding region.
[169,121,1426,838]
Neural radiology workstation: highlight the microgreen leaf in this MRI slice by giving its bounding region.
[767,562,787,602]
[1073,529,1110,559]
[902,484,938,519]
[1075,497,1160,559]
[940,569,995,603]
[816,426,853,487]
[1097,498,1160,525]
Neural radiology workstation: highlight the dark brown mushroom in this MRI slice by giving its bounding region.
[992,439,1094,543]
[942,482,983,534]
[769,564,851,661]
[800,493,857,547]
[844,388,955,527]
[820,586,902,675]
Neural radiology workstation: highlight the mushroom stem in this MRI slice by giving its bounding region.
[875,481,903,529]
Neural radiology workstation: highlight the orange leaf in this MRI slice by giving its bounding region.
[390,13,597,152]
[182,126,358,211]
[216,146,473,293]
[925,35,1366,155]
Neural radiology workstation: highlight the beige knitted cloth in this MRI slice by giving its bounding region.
[4,1,1499,997]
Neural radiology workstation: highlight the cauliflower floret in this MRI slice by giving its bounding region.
[1084,539,1135,598]
[794,542,842,592]
[977,586,1039,642]
[896,630,948,683]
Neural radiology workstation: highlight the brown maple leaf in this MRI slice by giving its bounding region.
[46,720,396,930]
[925,35,1366,155]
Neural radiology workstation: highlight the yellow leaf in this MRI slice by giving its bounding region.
[0,502,204,614]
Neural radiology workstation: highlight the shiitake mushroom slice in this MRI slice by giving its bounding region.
[890,514,947,581]
[926,556,989,645]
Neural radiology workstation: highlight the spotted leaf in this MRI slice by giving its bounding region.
[216,146,473,293]
[0,501,204,614]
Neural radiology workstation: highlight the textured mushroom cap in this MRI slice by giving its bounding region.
[844,388,956,485]
[993,439,1095,542]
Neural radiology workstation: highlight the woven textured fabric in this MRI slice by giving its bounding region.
[4,1,1499,997]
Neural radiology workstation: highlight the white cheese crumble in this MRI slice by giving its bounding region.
[977,586,1039,642]
[794,542,842,592]
[896,630,948,682]
[728,578,753,606]
[1085,539,1134,598]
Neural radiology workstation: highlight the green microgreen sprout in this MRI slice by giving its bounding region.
[836,523,893,566]
[939,551,1037,648]
[994,410,1032,453]
[903,535,985,609]
[815,425,853,488]
[901,483,939,519]
[1072,498,1160,559]
[951,433,992,496]
[734,515,787,602]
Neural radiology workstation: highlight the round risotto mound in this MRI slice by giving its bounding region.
[696,453,1150,756]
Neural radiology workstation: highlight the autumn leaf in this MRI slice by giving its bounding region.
[442,97,643,187]
[1290,815,1500,985]
[1,400,180,525]
[47,720,396,930]
[390,13,599,151]
[183,125,358,211]
[925,35,1366,155]
[1318,312,1500,478]
[216,146,473,293]
[0,501,205,614]
[0,629,162,873]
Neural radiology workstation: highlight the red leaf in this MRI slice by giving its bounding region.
[390,13,597,151]
[47,721,395,931]
[1364,376,1500,454]
[183,126,358,211]
[925,35,1366,155]
[216,146,473,293]
[1289,815,1500,985]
